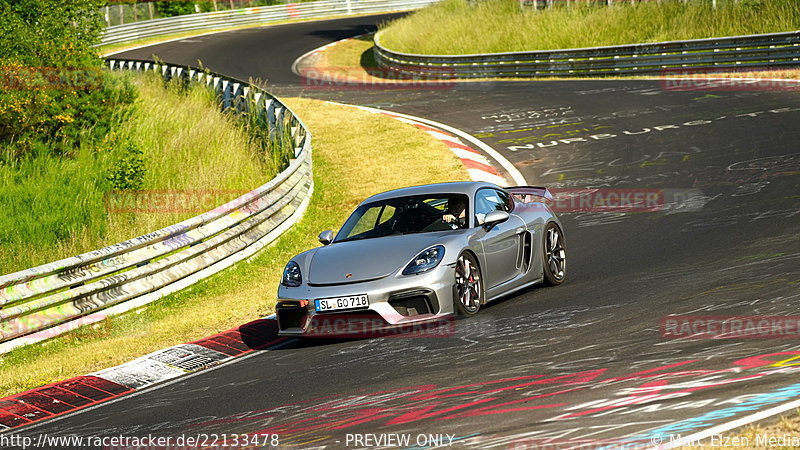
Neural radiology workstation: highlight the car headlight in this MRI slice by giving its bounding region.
[403,246,445,276]
[282,261,302,287]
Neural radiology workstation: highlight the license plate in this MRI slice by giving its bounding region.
[315,295,369,312]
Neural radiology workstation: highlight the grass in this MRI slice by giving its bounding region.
[726,409,800,449]
[308,33,400,85]
[0,97,469,398]
[320,34,379,72]
[0,73,270,274]
[379,0,800,55]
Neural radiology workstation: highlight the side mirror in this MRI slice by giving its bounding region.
[483,210,510,230]
[318,229,334,245]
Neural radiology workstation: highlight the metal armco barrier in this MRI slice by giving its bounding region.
[374,30,800,78]
[100,0,436,46]
[0,59,313,354]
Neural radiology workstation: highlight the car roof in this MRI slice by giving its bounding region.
[359,181,504,206]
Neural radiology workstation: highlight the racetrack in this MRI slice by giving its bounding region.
[13,14,800,448]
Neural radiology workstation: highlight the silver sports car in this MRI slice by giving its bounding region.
[276,181,566,336]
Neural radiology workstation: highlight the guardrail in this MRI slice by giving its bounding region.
[0,59,313,354]
[374,30,800,78]
[101,0,437,46]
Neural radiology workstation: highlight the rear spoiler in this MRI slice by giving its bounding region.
[507,186,553,202]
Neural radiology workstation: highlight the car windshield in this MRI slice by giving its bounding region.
[335,194,470,242]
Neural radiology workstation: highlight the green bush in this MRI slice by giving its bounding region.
[107,140,146,191]
[154,0,197,17]
[0,0,136,159]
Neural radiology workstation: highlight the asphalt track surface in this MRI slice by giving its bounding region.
[17,14,800,449]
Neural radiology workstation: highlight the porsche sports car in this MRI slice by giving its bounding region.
[276,181,566,336]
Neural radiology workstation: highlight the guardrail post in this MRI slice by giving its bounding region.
[221,79,232,112]
[253,93,265,129]
[276,106,287,152]
[242,86,251,116]
[232,83,244,115]
[291,117,304,158]
[267,100,277,148]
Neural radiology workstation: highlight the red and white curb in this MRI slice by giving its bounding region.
[0,316,282,431]
[335,103,527,187]
[381,113,508,186]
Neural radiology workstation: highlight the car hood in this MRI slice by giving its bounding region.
[307,233,445,285]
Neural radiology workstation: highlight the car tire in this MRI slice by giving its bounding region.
[543,222,566,286]
[454,252,483,316]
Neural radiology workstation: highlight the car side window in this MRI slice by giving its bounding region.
[496,190,513,212]
[474,189,511,225]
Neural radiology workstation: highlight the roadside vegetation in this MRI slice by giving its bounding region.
[378,0,800,54]
[0,74,274,274]
[0,98,469,397]
[0,0,284,274]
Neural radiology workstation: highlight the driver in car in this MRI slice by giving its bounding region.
[443,198,466,228]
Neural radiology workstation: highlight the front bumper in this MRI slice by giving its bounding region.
[276,264,455,337]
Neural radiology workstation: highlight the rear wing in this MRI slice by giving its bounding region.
[507,186,553,203]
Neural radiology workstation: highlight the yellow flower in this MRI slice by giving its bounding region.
[54,114,74,124]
